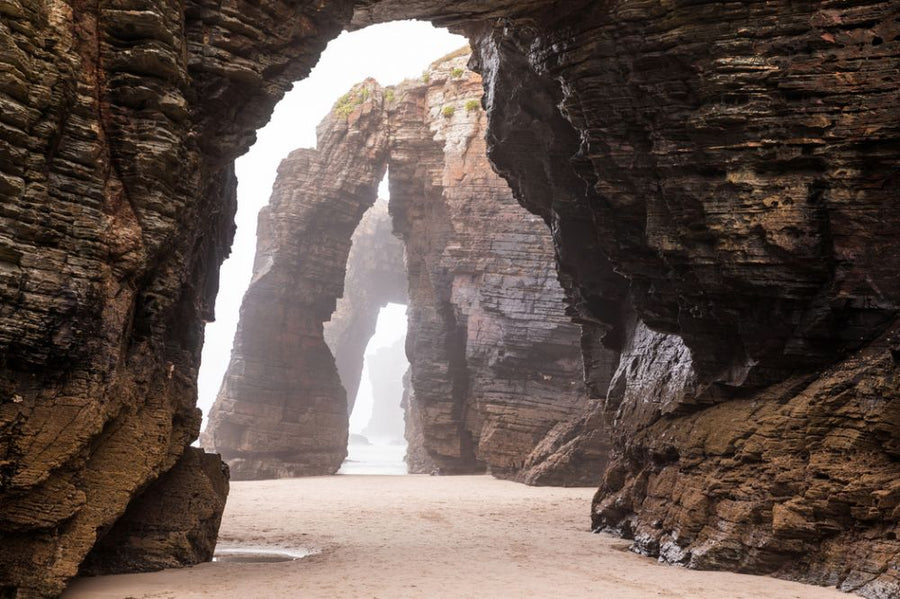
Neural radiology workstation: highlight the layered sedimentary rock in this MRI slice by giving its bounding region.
[0,0,352,594]
[467,3,900,595]
[401,369,434,474]
[2,0,898,596]
[79,448,229,575]
[324,200,407,412]
[202,80,389,480]
[361,336,408,442]
[387,52,606,481]
[207,54,602,484]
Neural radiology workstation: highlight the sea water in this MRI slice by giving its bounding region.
[337,438,408,475]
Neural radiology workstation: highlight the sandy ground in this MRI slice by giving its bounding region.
[64,475,846,599]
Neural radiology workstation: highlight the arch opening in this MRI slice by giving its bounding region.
[339,302,409,475]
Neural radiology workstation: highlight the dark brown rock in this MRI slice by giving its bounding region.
[203,80,389,480]
[470,3,900,594]
[79,448,229,576]
[0,0,350,594]
[592,322,900,597]
[2,0,899,596]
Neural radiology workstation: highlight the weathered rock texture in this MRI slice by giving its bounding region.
[79,447,228,576]
[1,0,898,596]
[387,52,605,482]
[206,54,601,485]
[203,80,388,480]
[401,368,434,474]
[467,3,900,596]
[324,200,407,413]
[362,336,408,442]
[0,0,353,594]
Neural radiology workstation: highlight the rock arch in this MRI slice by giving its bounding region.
[203,53,606,484]
[1,1,898,597]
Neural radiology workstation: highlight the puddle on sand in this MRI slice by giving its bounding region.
[212,546,312,563]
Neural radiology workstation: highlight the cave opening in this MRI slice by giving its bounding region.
[6,0,899,597]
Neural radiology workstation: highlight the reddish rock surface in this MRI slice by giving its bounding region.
[387,52,606,482]
[207,54,604,484]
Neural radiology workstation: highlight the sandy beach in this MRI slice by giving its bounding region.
[64,475,846,599]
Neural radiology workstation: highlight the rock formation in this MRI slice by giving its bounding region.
[78,448,229,575]
[206,53,602,485]
[324,200,407,413]
[202,80,389,480]
[387,52,606,481]
[1,0,898,597]
[401,369,434,474]
[469,6,900,595]
[361,336,408,442]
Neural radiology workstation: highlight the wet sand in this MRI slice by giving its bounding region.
[64,475,845,598]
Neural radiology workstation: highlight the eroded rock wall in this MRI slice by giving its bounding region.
[2,0,898,596]
[202,80,389,480]
[79,447,229,576]
[388,52,607,482]
[0,0,352,595]
[468,3,900,594]
[324,200,407,413]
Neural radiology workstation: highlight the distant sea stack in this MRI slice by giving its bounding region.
[325,200,407,416]
[362,336,408,443]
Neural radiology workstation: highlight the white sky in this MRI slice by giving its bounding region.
[196,22,466,426]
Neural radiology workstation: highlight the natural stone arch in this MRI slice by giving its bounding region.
[323,201,408,420]
[203,53,607,483]
[202,79,390,479]
[1,1,898,597]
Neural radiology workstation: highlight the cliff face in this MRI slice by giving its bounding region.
[206,54,603,484]
[0,0,349,595]
[202,80,388,480]
[1,0,898,597]
[467,3,900,595]
[78,448,229,576]
[388,52,606,481]
[324,200,407,413]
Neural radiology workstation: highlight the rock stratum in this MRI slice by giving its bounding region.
[385,53,606,482]
[204,52,602,485]
[203,79,389,480]
[0,0,897,597]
